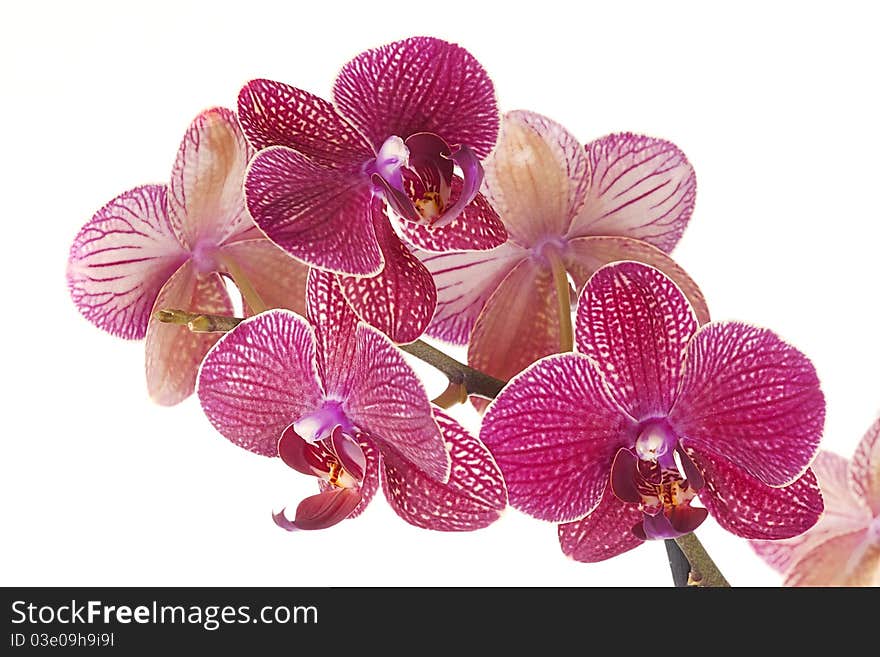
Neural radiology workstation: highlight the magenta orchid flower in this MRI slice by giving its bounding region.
[753,418,880,586]
[197,270,506,531]
[67,108,309,405]
[480,261,825,562]
[238,36,508,343]
[418,110,709,386]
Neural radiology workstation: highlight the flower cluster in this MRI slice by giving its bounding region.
[68,35,869,586]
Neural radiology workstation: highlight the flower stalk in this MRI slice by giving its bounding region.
[674,533,731,587]
[544,247,573,352]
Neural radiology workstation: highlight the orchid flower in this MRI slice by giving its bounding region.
[67,108,309,405]
[238,36,508,343]
[480,261,824,562]
[197,270,506,531]
[418,110,709,388]
[753,418,880,585]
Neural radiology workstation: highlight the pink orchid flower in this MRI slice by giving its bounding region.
[480,261,825,562]
[197,270,506,531]
[418,110,709,386]
[753,418,880,585]
[67,108,309,405]
[238,36,508,343]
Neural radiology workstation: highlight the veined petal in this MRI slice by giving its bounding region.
[332,36,498,157]
[381,409,507,531]
[784,529,878,587]
[219,239,308,315]
[306,269,360,397]
[468,258,560,385]
[245,145,382,276]
[480,353,635,523]
[688,446,823,539]
[237,79,373,166]
[418,242,526,345]
[851,417,880,515]
[482,110,589,247]
[168,108,255,248]
[338,205,436,344]
[68,185,187,339]
[145,262,232,406]
[558,484,645,563]
[318,436,381,519]
[671,322,824,487]
[565,236,710,325]
[197,309,323,456]
[275,489,363,531]
[568,133,696,252]
[345,324,449,482]
[576,261,698,420]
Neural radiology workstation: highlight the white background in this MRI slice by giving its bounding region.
[2,1,878,587]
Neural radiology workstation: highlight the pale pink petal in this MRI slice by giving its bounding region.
[576,261,698,420]
[851,417,880,514]
[344,324,449,482]
[306,269,360,397]
[332,36,498,157]
[67,185,187,339]
[688,447,822,539]
[481,110,588,247]
[783,529,878,586]
[318,436,381,519]
[274,488,363,531]
[338,205,436,344]
[219,239,308,315]
[145,261,232,405]
[381,409,507,531]
[565,235,710,325]
[480,353,635,523]
[418,242,526,345]
[670,322,824,487]
[197,310,323,456]
[468,259,560,384]
[558,484,644,563]
[245,145,382,276]
[568,133,696,252]
[237,79,373,166]
[168,108,255,248]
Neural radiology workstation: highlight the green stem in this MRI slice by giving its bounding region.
[674,533,731,587]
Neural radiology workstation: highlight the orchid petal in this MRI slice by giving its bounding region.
[219,239,308,315]
[278,425,335,477]
[338,205,437,344]
[567,133,696,252]
[468,259,560,384]
[245,145,382,276]
[784,529,878,587]
[319,436,382,518]
[431,144,484,228]
[345,324,449,482]
[481,110,589,247]
[168,108,255,248]
[610,448,641,504]
[145,262,232,406]
[332,36,498,157]
[331,427,367,482]
[566,235,710,325]
[275,489,363,531]
[671,321,824,487]
[558,484,645,563]
[374,172,421,224]
[197,310,323,456]
[851,417,880,515]
[306,269,360,397]
[381,409,507,531]
[237,79,373,166]
[576,261,698,420]
[68,185,187,340]
[418,242,526,345]
[480,353,634,523]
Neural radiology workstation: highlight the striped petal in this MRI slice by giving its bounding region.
[238,79,374,166]
[575,261,698,420]
[145,261,232,406]
[306,269,359,398]
[245,145,381,276]
[67,185,187,339]
[338,205,436,344]
[197,310,323,456]
[851,417,880,515]
[558,484,645,563]
[332,36,498,157]
[480,353,634,523]
[381,410,507,531]
[168,108,255,248]
[670,322,825,487]
[784,529,878,587]
[482,110,589,247]
[219,239,308,315]
[567,133,696,252]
